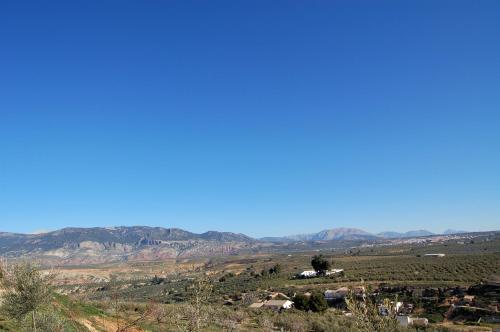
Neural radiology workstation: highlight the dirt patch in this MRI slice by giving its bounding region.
[78,319,99,332]
[93,316,144,332]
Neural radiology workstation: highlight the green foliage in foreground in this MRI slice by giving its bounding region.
[0,262,105,332]
[0,262,54,331]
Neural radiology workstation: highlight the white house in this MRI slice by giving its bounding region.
[300,269,344,278]
[267,292,290,300]
[263,300,294,310]
[250,299,294,310]
[397,316,429,327]
[300,270,317,278]
[325,269,344,276]
[424,253,445,257]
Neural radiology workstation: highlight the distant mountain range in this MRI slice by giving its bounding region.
[377,230,435,238]
[260,227,469,242]
[377,229,467,238]
[443,229,467,235]
[0,226,472,264]
[260,228,376,242]
[0,226,253,265]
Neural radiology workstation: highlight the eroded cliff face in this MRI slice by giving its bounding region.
[28,241,249,265]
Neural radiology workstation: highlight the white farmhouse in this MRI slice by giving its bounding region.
[325,268,344,276]
[300,269,344,278]
[300,270,317,278]
[263,300,294,310]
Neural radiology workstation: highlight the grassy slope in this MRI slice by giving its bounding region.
[0,293,112,332]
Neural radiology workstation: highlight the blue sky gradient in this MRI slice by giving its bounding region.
[1,1,499,237]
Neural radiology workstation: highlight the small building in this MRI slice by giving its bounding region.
[263,300,294,310]
[300,270,317,278]
[325,287,349,300]
[300,269,344,278]
[397,316,428,327]
[325,269,344,276]
[250,299,294,311]
[424,253,445,257]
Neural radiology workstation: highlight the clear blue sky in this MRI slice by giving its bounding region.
[1,1,499,237]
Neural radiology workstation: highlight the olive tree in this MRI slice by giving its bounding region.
[0,262,54,332]
[311,254,331,275]
[309,292,328,312]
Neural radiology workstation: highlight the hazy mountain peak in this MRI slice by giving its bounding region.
[377,230,434,238]
[443,229,467,235]
[280,227,376,242]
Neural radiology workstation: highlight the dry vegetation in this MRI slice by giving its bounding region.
[1,236,499,331]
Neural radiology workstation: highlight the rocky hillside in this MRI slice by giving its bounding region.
[0,226,254,265]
